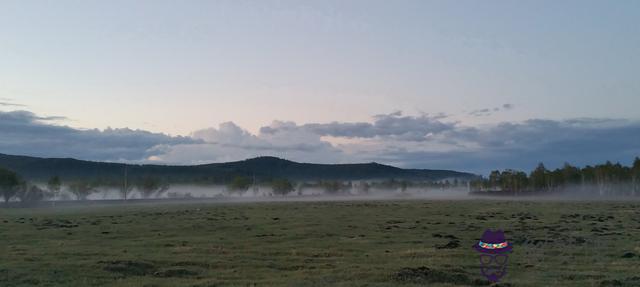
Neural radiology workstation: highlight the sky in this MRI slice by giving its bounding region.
[1,0,639,174]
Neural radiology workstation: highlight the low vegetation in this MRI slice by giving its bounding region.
[0,200,638,286]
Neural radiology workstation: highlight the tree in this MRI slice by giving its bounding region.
[271,178,294,196]
[400,180,409,192]
[594,161,613,196]
[580,165,596,194]
[120,183,134,200]
[499,169,528,195]
[321,181,341,194]
[120,167,133,200]
[514,171,529,194]
[119,167,133,200]
[561,163,581,186]
[632,157,640,196]
[68,181,95,200]
[468,157,640,197]
[16,185,45,206]
[530,163,549,192]
[488,170,501,190]
[0,167,21,203]
[135,177,169,199]
[358,181,371,194]
[227,176,252,194]
[14,181,27,202]
[46,176,62,200]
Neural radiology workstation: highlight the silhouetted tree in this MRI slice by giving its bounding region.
[632,157,640,196]
[17,185,45,206]
[561,163,581,186]
[358,181,371,194]
[271,178,294,196]
[530,163,549,192]
[68,181,95,200]
[121,167,132,200]
[488,170,501,190]
[46,176,62,200]
[322,181,341,194]
[228,176,252,194]
[400,180,409,192]
[471,157,640,196]
[135,177,169,199]
[0,167,21,203]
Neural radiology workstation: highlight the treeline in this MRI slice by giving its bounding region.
[227,176,467,197]
[471,158,640,196]
[0,154,474,184]
[0,164,470,205]
[207,175,465,197]
[0,167,174,205]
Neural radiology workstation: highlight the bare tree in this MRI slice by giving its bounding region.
[68,181,95,200]
[121,167,133,200]
[17,185,45,206]
[632,157,640,197]
[46,176,62,200]
[135,177,169,199]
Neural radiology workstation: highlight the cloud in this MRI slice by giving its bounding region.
[0,98,26,107]
[261,111,456,141]
[150,114,640,173]
[152,121,345,164]
[468,103,514,117]
[0,110,195,161]
[1,109,638,174]
[0,102,26,107]
[372,118,640,173]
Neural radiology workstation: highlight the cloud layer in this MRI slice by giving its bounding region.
[0,110,195,161]
[261,111,454,141]
[1,109,639,174]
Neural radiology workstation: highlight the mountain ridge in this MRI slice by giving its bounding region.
[0,153,477,183]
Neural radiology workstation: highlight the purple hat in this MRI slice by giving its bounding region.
[473,229,512,254]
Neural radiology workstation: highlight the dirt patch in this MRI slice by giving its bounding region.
[154,268,199,278]
[621,252,636,258]
[600,277,640,287]
[34,219,79,229]
[600,279,623,286]
[435,240,460,249]
[99,260,157,276]
[392,266,491,286]
[171,261,211,268]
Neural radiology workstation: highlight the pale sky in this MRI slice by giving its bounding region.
[1,1,639,173]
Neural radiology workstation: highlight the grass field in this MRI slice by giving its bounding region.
[1,199,639,286]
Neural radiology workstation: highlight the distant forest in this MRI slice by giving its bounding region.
[471,157,640,197]
[0,153,474,183]
[0,168,467,205]
[0,153,474,205]
[2,154,639,206]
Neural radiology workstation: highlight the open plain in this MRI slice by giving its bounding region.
[1,199,639,287]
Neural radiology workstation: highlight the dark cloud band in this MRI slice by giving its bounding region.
[1,109,638,173]
[0,110,196,161]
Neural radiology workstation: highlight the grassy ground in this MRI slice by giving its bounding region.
[1,199,639,287]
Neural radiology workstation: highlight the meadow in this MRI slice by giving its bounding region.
[1,199,639,286]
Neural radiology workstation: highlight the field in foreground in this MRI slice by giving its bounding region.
[1,199,639,287]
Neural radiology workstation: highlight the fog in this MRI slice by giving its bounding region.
[36,184,475,203]
[35,183,640,204]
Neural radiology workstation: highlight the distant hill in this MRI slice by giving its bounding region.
[0,153,477,183]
